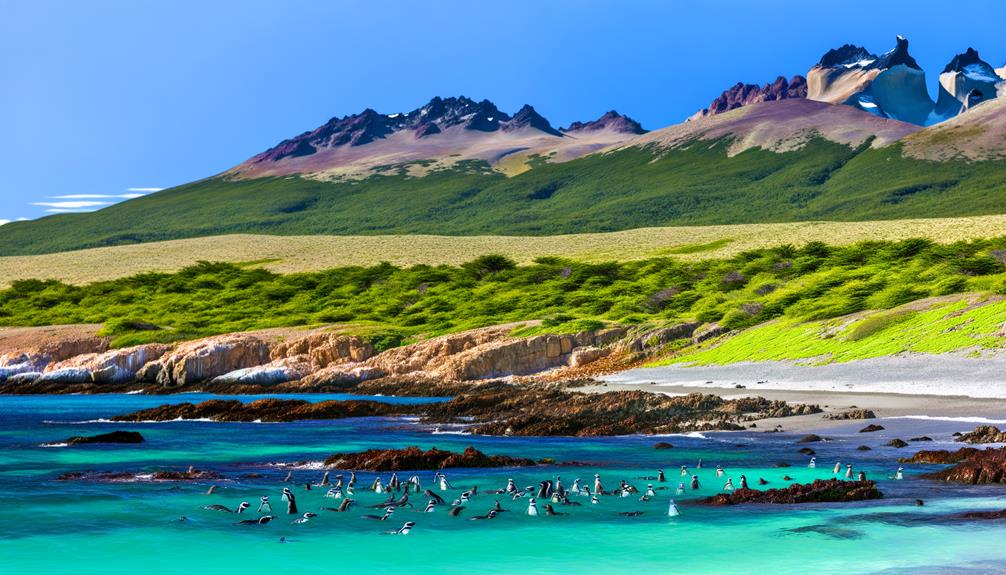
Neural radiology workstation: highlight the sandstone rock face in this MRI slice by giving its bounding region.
[920,447,1006,484]
[692,323,728,344]
[703,479,882,505]
[142,334,271,387]
[46,344,171,384]
[824,409,876,420]
[0,326,109,378]
[617,323,699,353]
[270,333,374,368]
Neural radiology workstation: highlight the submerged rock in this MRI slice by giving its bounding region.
[45,430,145,446]
[57,467,220,482]
[703,479,882,505]
[322,446,537,471]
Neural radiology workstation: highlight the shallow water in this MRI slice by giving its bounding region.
[2,394,1006,574]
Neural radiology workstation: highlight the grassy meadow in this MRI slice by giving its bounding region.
[6,237,1006,360]
[7,215,1006,287]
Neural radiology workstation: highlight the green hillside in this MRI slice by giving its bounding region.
[3,138,1006,255]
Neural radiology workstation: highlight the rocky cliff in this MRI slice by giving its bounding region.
[934,48,1003,120]
[690,76,807,120]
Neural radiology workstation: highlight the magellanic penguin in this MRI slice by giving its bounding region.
[571,478,581,494]
[257,496,272,513]
[645,484,656,497]
[845,464,854,479]
[292,512,317,524]
[527,497,539,516]
[438,473,452,491]
[895,467,904,480]
[657,469,666,483]
[325,486,343,499]
[723,479,734,492]
[320,499,354,512]
[383,521,415,535]
[667,499,681,517]
[680,465,688,477]
[424,489,445,504]
[808,457,816,469]
[424,499,438,513]
[470,510,497,521]
[690,475,700,490]
[361,507,395,521]
[318,471,331,487]
[593,474,604,495]
[203,501,250,513]
[236,515,275,525]
[716,465,724,478]
[282,488,298,515]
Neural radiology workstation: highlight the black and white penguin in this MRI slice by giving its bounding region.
[361,507,395,521]
[282,488,298,515]
[325,486,343,499]
[383,521,415,535]
[739,475,748,490]
[292,512,317,524]
[424,499,437,513]
[236,515,275,525]
[690,475,700,490]
[667,499,680,517]
[544,504,565,516]
[257,496,272,513]
[317,471,331,487]
[470,510,497,521]
[203,501,250,513]
[657,469,666,483]
[424,489,445,504]
[527,497,539,516]
[723,478,735,492]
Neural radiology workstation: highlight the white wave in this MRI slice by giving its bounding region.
[431,429,471,435]
[649,431,709,439]
[39,443,68,448]
[888,415,1006,424]
[125,389,145,395]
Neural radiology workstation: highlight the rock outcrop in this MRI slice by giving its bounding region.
[920,447,1006,484]
[823,409,876,420]
[45,344,170,384]
[807,36,934,125]
[562,110,647,134]
[141,334,271,387]
[691,76,807,120]
[703,479,882,505]
[322,446,537,471]
[44,430,145,446]
[110,398,414,423]
[58,468,220,482]
[956,425,1006,444]
[0,325,109,380]
[935,48,1002,120]
[899,448,979,464]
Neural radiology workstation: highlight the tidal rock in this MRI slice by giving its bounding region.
[856,445,872,451]
[322,446,537,471]
[797,434,824,444]
[45,431,145,446]
[703,479,882,505]
[899,448,979,464]
[886,439,909,448]
[860,424,885,433]
[956,425,1006,444]
[110,398,412,423]
[919,447,1006,484]
[910,436,934,442]
[653,442,674,450]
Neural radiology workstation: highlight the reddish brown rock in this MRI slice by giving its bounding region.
[322,446,536,471]
[899,448,980,464]
[691,75,808,120]
[919,447,1006,484]
[269,333,374,368]
[703,479,882,505]
[957,425,1006,444]
[110,398,413,423]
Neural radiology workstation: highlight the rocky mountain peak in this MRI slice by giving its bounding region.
[562,111,647,134]
[943,47,984,73]
[690,75,807,120]
[504,104,562,136]
[817,44,877,69]
[871,35,921,70]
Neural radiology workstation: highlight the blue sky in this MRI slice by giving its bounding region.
[4,0,1006,223]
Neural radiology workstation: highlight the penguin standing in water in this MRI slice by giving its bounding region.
[680,465,688,477]
[292,512,317,524]
[723,478,735,492]
[373,477,385,494]
[570,478,581,494]
[361,507,395,521]
[383,521,415,535]
[537,480,553,499]
[282,488,298,515]
[203,501,250,513]
[690,475,701,490]
[657,469,666,483]
[667,499,681,517]
[320,499,355,513]
[676,482,685,495]
[645,484,656,497]
[739,475,749,490]
[808,457,816,469]
[716,465,724,478]
[424,500,438,513]
[895,467,904,480]
[388,472,401,492]
[439,473,452,492]
[424,489,445,504]
[833,461,842,474]
[845,464,854,479]
[555,477,566,498]
[506,478,517,495]
[257,496,272,513]
[527,497,539,516]
[593,474,604,495]
[857,471,867,482]
[325,486,343,499]
[590,494,599,505]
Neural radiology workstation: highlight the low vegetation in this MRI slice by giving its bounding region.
[4,238,1006,359]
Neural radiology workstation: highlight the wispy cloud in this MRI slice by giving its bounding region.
[51,193,147,200]
[126,187,164,192]
[0,219,9,226]
[32,201,111,209]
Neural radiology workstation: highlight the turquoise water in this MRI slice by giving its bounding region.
[3,394,1006,574]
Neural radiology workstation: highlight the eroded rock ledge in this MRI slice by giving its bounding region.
[322,446,537,471]
[911,447,1006,484]
[703,479,882,505]
[108,387,820,436]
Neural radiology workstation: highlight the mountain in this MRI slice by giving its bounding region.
[934,48,1003,120]
[231,96,642,180]
[807,36,934,125]
[690,76,807,120]
[903,92,1006,161]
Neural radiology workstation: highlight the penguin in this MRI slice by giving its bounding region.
[845,464,854,479]
[680,465,688,477]
[448,506,466,517]
[383,521,415,535]
[420,490,444,502]
[739,475,749,490]
[325,486,343,499]
[317,471,331,487]
[590,494,599,505]
[388,472,400,492]
[361,507,395,521]
[282,487,298,515]
[657,469,666,483]
[283,470,293,483]
[895,467,904,480]
[544,504,565,516]
[723,479,734,492]
[438,473,452,491]
[257,496,272,513]
[424,500,438,513]
[333,474,344,489]
[555,477,565,498]
[857,471,867,482]
[349,471,357,487]
[690,475,700,490]
[667,499,681,517]
[527,497,539,516]
[639,495,651,502]
[506,478,517,494]
[833,461,841,474]
[675,482,685,495]
[237,515,275,525]
[537,480,553,499]
[470,510,497,521]
[716,465,724,478]
[593,474,604,494]
[571,478,581,494]
[303,483,312,492]
[203,502,250,513]
[492,500,508,513]
[320,499,354,512]
[205,485,218,495]
[373,477,384,494]
[291,512,317,524]
[808,457,816,469]
[645,484,656,497]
